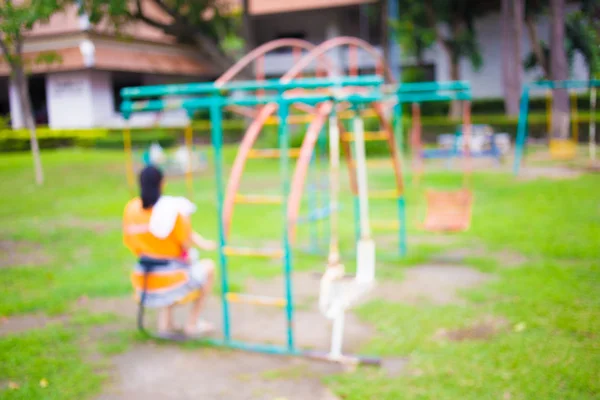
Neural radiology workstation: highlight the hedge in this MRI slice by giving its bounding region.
[1,110,598,152]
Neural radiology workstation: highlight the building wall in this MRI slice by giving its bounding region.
[45,71,95,128]
[419,5,588,98]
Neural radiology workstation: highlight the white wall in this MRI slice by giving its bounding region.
[90,71,114,125]
[9,82,24,128]
[46,71,95,128]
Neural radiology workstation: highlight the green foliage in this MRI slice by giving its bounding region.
[0,0,68,68]
[393,0,486,79]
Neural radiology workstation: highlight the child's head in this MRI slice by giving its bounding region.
[139,165,164,209]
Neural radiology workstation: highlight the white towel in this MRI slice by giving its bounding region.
[149,196,196,239]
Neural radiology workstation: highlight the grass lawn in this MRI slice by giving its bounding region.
[0,148,599,399]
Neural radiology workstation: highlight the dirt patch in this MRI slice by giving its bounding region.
[372,264,491,305]
[433,247,527,268]
[97,344,342,400]
[434,316,509,342]
[0,239,52,268]
[517,166,582,180]
[0,314,67,336]
[80,276,375,353]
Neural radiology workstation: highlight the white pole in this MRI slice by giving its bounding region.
[353,115,371,239]
[353,112,375,284]
[329,311,345,359]
[590,88,597,162]
[328,113,341,265]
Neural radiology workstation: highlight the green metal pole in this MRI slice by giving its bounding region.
[278,97,295,351]
[513,86,531,175]
[318,121,330,252]
[208,100,231,343]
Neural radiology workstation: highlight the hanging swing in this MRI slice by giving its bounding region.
[411,100,474,232]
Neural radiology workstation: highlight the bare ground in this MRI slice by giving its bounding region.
[370,264,491,305]
[0,239,52,268]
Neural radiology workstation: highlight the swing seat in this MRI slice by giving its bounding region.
[423,189,473,232]
[549,139,577,160]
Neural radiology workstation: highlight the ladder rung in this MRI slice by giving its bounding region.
[247,148,301,159]
[372,220,400,230]
[368,190,399,199]
[234,194,283,204]
[223,246,284,258]
[226,293,287,307]
[342,131,388,142]
[350,159,393,168]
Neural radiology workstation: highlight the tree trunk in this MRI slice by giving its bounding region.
[448,17,462,119]
[380,0,390,81]
[448,56,462,118]
[14,65,43,185]
[549,0,569,139]
[241,0,255,53]
[525,14,549,78]
[501,0,524,116]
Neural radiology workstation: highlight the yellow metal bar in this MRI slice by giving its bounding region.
[571,91,579,143]
[123,126,135,194]
[184,123,194,200]
[234,194,283,204]
[262,109,378,126]
[368,190,399,199]
[226,293,286,307]
[546,89,552,135]
[371,220,400,230]
[342,131,388,142]
[247,148,302,159]
[223,246,284,259]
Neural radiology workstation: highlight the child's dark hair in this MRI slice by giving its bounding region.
[139,165,163,209]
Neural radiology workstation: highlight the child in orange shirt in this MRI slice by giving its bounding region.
[123,165,216,337]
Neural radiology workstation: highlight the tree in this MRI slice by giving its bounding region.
[410,0,487,117]
[524,2,600,79]
[502,0,525,116]
[549,0,569,139]
[0,0,67,185]
[81,0,246,76]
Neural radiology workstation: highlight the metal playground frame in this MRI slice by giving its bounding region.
[513,79,599,176]
[121,75,389,365]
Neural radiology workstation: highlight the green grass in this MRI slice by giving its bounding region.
[0,326,104,400]
[0,148,599,399]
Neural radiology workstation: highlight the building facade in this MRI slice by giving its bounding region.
[0,0,590,129]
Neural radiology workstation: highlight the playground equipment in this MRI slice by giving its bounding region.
[120,36,413,363]
[437,125,509,163]
[399,81,474,232]
[513,80,600,175]
[121,74,389,365]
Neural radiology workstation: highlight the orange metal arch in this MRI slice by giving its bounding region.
[220,37,402,244]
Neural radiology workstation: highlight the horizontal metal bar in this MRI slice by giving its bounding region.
[247,148,302,159]
[121,75,384,99]
[226,293,286,307]
[397,91,472,103]
[371,220,400,230]
[342,131,388,142]
[234,194,283,204]
[223,246,284,258]
[397,81,471,93]
[528,79,600,90]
